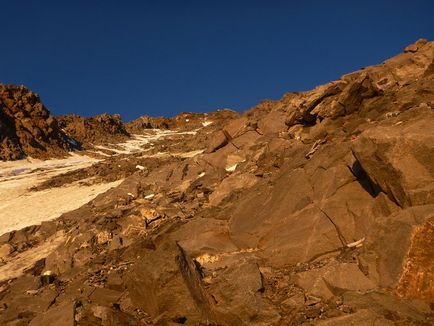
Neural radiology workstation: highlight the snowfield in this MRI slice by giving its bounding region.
[0,129,205,235]
[0,154,121,235]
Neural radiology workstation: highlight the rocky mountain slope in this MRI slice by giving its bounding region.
[0,87,239,160]
[57,114,130,148]
[0,39,433,325]
[125,110,239,133]
[0,85,78,160]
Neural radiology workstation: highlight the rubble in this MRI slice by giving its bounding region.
[0,39,433,325]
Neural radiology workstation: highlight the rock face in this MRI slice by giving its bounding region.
[125,115,171,131]
[0,39,434,325]
[57,113,130,147]
[126,109,240,133]
[352,116,434,208]
[0,85,77,160]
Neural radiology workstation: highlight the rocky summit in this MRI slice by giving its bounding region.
[57,113,130,149]
[0,85,78,160]
[0,39,433,325]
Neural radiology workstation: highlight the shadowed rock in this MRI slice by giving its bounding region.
[0,39,433,325]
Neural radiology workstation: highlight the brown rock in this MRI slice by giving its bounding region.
[0,84,77,160]
[29,302,75,326]
[404,38,428,53]
[57,113,130,147]
[294,261,375,299]
[396,215,434,300]
[352,112,434,208]
[0,243,13,260]
[315,309,394,325]
[1,39,434,325]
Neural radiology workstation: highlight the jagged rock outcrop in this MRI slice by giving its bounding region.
[125,115,171,132]
[0,85,77,160]
[0,39,433,325]
[57,113,130,147]
[126,109,240,134]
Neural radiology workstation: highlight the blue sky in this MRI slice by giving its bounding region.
[1,1,433,121]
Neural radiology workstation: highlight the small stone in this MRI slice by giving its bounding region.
[0,244,13,259]
[277,279,289,289]
[341,305,354,313]
[325,309,343,318]
[305,295,322,306]
[41,270,56,285]
[282,293,305,308]
[26,290,39,295]
[305,306,321,319]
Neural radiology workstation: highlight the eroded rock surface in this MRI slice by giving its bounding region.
[0,85,77,160]
[0,39,433,325]
[57,113,130,148]
[126,110,239,134]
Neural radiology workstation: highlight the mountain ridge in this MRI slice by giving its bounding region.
[0,39,433,325]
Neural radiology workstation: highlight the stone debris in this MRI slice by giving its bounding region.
[0,39,434,325]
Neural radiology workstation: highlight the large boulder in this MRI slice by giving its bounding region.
[352,108,434,208]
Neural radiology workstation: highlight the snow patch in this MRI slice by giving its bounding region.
[0,179,122,235]
[225,164,238,172]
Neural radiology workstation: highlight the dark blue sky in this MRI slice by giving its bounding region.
[1,1,433,121]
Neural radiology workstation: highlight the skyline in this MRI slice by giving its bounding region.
[1,1,434,121]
